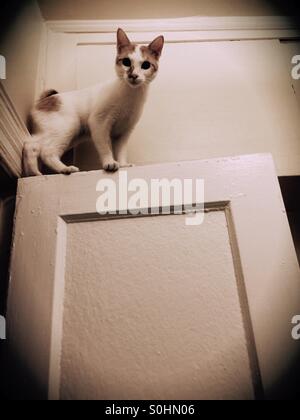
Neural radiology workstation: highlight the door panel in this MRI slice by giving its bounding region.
[60,211,254,400]
[6,155,300,399]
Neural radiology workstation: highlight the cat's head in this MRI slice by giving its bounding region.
[115,28,164,88]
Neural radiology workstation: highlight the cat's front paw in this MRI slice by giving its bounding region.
[103,160,120,172]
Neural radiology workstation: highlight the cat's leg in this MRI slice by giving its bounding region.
[39,125,80,175]
[41,152,79,174]
[113,134,134,168]
[40,144,79,175]
[23,137,42,176]
[89,117,119,172]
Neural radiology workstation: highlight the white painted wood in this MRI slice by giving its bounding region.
[34,25,51,99]
[6,154,300,399]
[0,83,29,177]
[46,16,299,39]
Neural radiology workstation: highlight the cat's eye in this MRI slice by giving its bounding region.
[122,58,131,67]
[141,61,151,70]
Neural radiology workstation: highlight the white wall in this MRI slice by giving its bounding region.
[0,1,44,317]
[44,25,300,176]
[0,1,44,122]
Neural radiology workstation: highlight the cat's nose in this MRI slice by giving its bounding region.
[129,73,139,80]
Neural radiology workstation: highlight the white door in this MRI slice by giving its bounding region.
[5,154,300,400]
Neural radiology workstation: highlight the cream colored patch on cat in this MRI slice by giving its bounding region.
[23,28,164,176]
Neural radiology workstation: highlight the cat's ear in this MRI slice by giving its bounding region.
[148,35,164,59]
[117,28,131,52]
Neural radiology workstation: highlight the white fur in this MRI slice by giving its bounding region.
[23,32,163,176]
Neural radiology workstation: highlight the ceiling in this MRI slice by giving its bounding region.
[37,0,287,21]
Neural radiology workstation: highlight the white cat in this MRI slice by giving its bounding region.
[23,28,164,176]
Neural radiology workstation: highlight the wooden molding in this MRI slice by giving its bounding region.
[0,82,28,178]
[46,16,300,40]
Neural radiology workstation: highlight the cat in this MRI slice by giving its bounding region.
[23,28,164,176]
